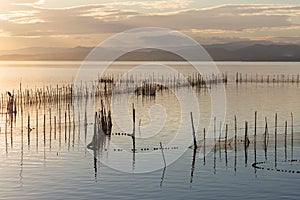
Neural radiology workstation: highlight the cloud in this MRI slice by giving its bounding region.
[35,0,191,11]
[0,1,40,21]
[193,36,252,45]
[12,0,39,3]
[0,5,130,36]
[1,3,300,48]
[3,4,300,35]
[269,36,300,44]
[0,29,10,37]
[105,0,192,11]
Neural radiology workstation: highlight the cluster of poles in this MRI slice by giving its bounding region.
[190,111,298,177]
[1,71,300,112]
[235,73,300,84]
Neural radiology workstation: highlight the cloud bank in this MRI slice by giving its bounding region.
[0,1,300,49]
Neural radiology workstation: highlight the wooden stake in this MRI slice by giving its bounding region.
[28,113,30,145]
[213,116,216,174]
[203,128,206,165]
[190,112,197,149]
[160,142,166,167]
[234,115,237,152]
[254,111,257,164]
[254,111,257,144]
[264,117,268,161]
[5,113,8,153]
[275,113,277,166]
[291,113,294,161]
[244,121,248,165]
[131,104,136,152]
[284,121,287,162]
[54,116,56,140]
[49,108,52,131]
[43,114,46,146]
[36,109,38,147]
[225,124,228,167]
[65,112,67,143]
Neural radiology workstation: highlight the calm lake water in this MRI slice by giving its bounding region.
[0,61,300,199]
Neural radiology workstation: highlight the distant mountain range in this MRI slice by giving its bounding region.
[1,41,300,61]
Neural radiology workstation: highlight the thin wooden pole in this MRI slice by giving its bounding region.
[234,115,237,150]
[284,121,287,162]
[68,104,71,149]
[225,124,228,147]
[36,109,38,147]
[132,104,136,169]
[264,117,268,161]
[213,116,216,174]
[203,128,206,165]
[84,109,87,148]
[59,103,61,147]
[291,113,294,161]
[190,112,197,149]
[43,114,46,146]
[65,112,67,143]
[160,142,166,167]
[5,113,8,154]
[234,115,237,173]
[49,108,52,131]
[225,124,228,167]
[49,109,52,149]
[275,113,277,167]
[54,116,56,140]
[219,121,222,160]
[244,121,248,166]
[190,144,196,185]
[254,111,257,163]
[28,113,30,145]
[132,104,136,152]
[78,111,80,144]
[254,111,257,145]
[10,113,13,147]
[72,105,75,147]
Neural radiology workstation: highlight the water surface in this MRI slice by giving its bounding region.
[0,61,300,199]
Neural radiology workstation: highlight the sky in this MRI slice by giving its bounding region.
[0,0,300,50]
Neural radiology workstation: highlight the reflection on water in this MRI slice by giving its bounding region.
[0,62,300,199]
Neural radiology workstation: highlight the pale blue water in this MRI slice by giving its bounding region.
[0,61,300,199]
